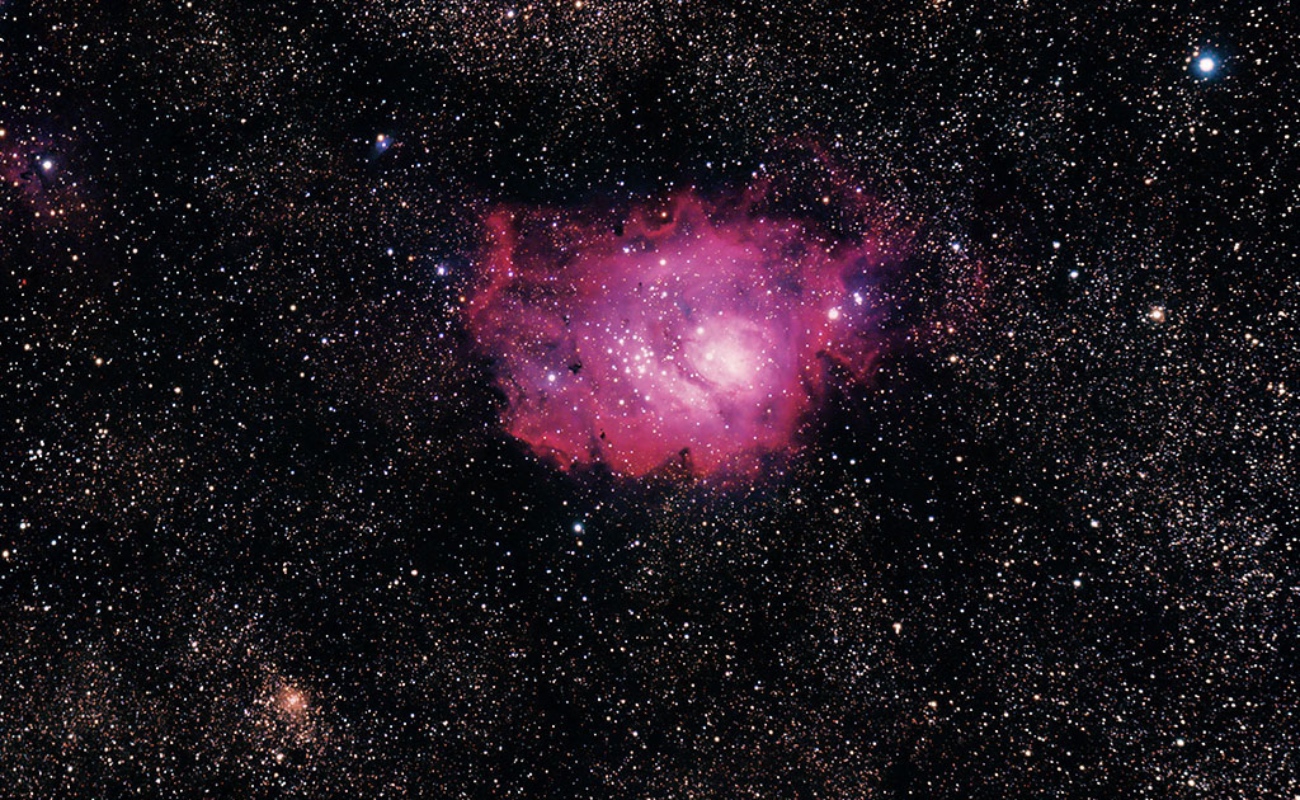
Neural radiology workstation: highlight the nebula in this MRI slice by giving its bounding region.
[466,189,903,479]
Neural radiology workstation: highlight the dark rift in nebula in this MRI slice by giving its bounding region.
[466,186,909,479]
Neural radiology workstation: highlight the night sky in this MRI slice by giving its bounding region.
[2,1,1297,797]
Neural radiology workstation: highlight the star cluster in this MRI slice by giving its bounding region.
[2,1,1297,798]
[467,186,911,478]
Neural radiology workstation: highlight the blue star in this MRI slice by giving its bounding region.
[1191,50,1222,80]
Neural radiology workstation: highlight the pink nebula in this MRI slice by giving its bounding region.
[466,189,902,479]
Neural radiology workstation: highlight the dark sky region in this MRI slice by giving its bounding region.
[1,1,1297,797]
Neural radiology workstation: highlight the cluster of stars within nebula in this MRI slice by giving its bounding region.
[467,189,905,478]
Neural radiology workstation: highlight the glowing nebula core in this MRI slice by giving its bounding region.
[467,190,902,478]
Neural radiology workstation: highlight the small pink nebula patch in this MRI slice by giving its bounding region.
[466,189,904,479]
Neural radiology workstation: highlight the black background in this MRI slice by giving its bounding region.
[2,1,1296,797]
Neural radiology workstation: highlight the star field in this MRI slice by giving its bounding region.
[2,1,1297,798]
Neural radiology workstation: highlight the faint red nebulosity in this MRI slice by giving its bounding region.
[276,685,308,718]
